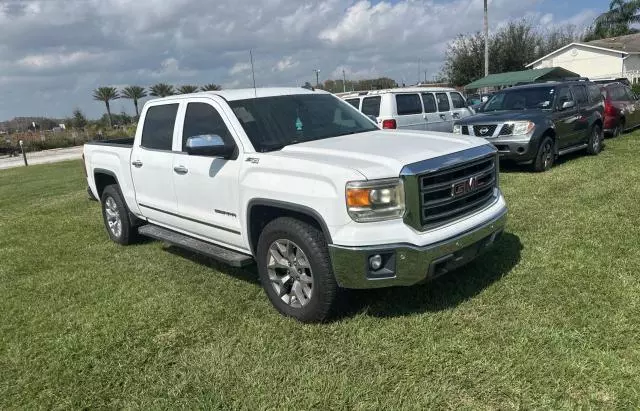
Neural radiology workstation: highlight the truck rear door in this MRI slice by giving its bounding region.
[130,101,181,225]
[171,98,244,249]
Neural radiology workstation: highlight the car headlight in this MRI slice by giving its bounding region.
[506,121,535,135]
[346,178,405,222]
[453,124,462,134]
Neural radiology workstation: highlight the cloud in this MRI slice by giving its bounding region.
[0,0,596,119]
[275,56,299,72]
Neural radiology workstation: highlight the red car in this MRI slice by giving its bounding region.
[602,82,640,136]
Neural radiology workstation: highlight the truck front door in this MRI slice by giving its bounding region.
[552,86,580,149]
[172,99,244,249]
[130,102,181,226]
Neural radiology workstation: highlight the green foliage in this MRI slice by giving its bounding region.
[586,0,640,40]
[121,86,147,117]
[177,85,199,94]
[72,108,87,130]
[149,83,175,97]
[92,87,120,128]
[200,83,222,91]
[443,20,584,87]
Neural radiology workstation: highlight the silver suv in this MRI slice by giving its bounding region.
[341,87,473,132]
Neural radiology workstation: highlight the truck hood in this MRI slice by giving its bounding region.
[274,130,488,179]
[456,109,547,124]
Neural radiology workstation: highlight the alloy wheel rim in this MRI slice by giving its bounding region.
[267,239,313,308]
[593,129,601,151]
[543,142,553,169]
[104,196,122,238]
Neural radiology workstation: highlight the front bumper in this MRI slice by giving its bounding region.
[485,136,536,162]
[328,208,507,289]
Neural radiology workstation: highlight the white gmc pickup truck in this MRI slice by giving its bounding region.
[83,87,507,322]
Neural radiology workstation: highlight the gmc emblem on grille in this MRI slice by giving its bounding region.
[451,176,484,198]
[479,127,489,135]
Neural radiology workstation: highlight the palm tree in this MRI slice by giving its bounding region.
[200,83,222,91]
[177,85,199,94]
[592,0,640,39]
[92,87,119,128]
[121,86,147,117]
[149,83,175,97]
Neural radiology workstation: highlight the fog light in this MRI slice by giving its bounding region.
[369,254,383,270]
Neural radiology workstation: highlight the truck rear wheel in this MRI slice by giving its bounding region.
[100,184,137,245]
[256,217,339,323]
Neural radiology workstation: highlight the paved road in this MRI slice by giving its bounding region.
[0,146,84,170]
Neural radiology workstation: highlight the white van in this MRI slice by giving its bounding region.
[341,87,474,132]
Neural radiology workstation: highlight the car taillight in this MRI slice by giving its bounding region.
[604,99,616,117]
[382,119,397,129]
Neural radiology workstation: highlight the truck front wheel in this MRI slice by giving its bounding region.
[100,184,137,245]
[256,217,339,323]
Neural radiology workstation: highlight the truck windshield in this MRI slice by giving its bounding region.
[482,87,555,112]
[228,94,378,152]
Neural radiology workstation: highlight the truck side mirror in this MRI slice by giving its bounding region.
[186,134,235,158]
[561,100,575,110]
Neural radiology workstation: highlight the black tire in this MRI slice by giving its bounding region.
[100,184,137,245]
[256,217,339,323]
[587,124,603,155]
[612,122,622,137]
[617,119,625,136]
[532,136,555,172]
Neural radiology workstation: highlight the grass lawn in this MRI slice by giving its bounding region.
[1,133,639,409]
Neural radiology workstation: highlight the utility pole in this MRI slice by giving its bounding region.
[418,58,421,84]
[424,71,428,84]
[313,69,321,88]
[484,0,489,78]
[342,69,346,93]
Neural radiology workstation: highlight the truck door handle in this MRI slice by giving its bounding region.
[440,114,446,120]
[173,165,188,175]
[132,160,143,168]
[453,112,460,119]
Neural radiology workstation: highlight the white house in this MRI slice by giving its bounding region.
[526,33,640,84]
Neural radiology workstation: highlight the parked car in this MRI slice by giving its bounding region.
[341,87,474,132]
[83,87,508,322]
[601,82,640,136]
[453,80,605,172]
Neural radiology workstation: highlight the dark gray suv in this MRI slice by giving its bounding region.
[453,81,605,172]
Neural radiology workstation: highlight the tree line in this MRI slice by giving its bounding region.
[444,1,640,87]
[92,83,222,127]
[318,77,398,94]
[442,21,584,87]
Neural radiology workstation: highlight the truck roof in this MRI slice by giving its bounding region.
[148,87,327,103]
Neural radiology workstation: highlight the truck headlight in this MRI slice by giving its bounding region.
[453,124,462,134]
[506,121,535,136]
[346,178,405,222]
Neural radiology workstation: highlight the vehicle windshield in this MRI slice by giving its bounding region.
[228,94,378,152]
[481,87,555,112]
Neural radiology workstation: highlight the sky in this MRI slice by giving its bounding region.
[0,0,607,120]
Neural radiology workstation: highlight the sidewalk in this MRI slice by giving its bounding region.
[0,146,84,170]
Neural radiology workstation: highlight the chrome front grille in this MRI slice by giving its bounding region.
[418,155,497,228]
[473,125,498,137]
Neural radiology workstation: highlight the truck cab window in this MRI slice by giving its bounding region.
[182,103,234,151]
[141,104,178,151]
